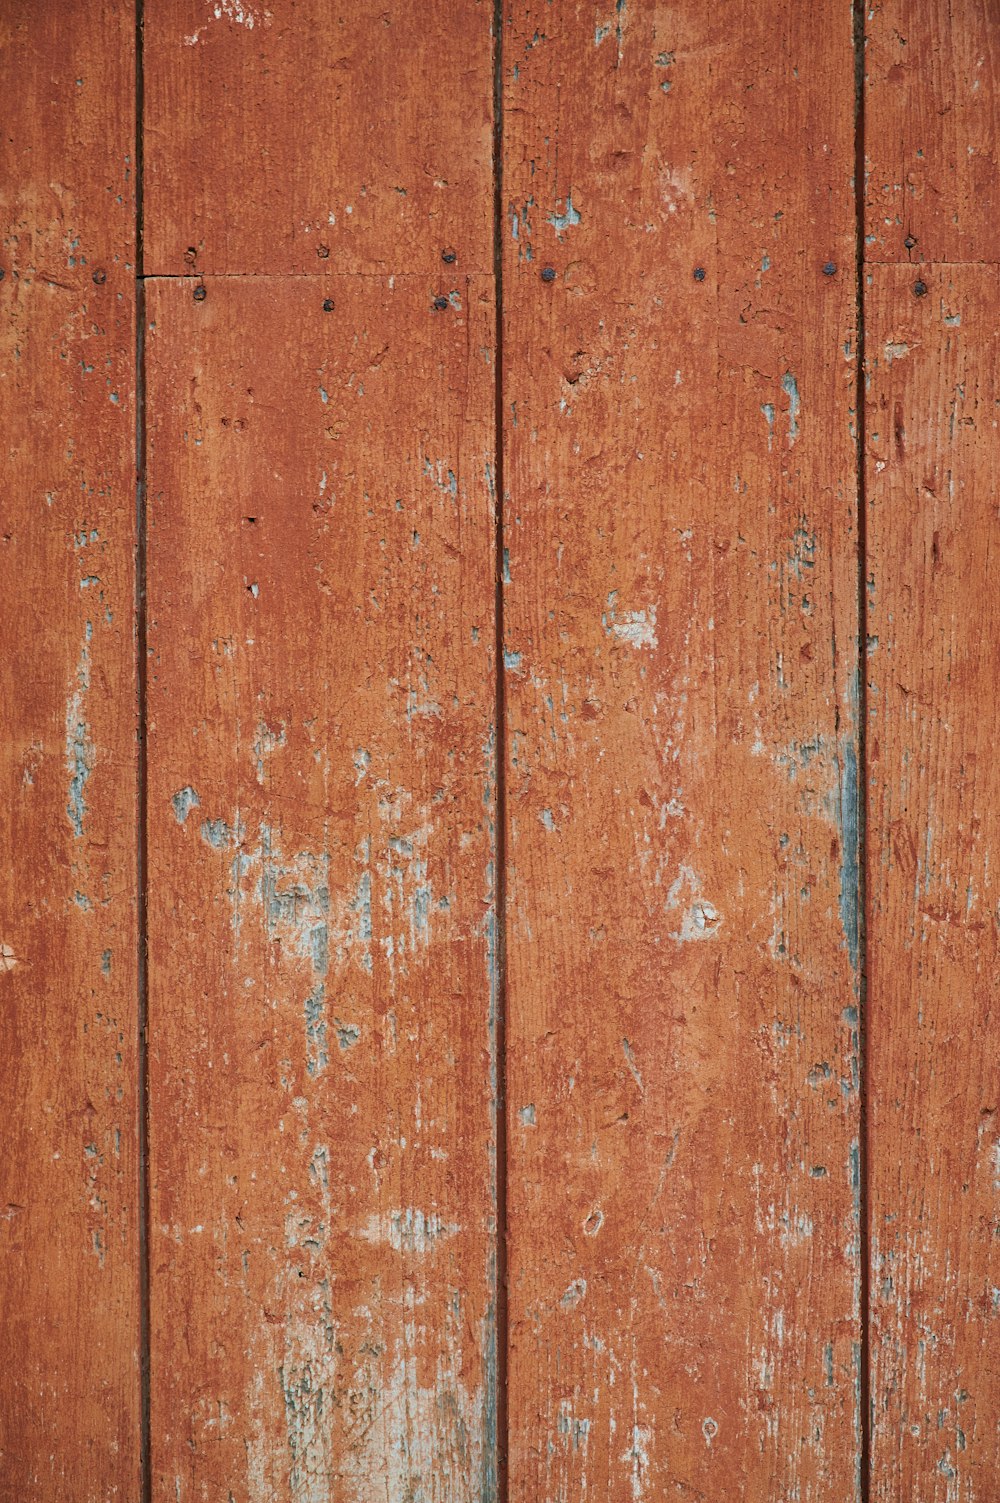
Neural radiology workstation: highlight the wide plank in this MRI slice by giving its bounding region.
[501,1,863,1495]
[143,0,494,276]
[144,273,499,1500]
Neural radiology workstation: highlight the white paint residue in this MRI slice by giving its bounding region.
[665,865,722,941]
[603,593,658,650]
[214,0,271,26]
[356,1207,459,1254]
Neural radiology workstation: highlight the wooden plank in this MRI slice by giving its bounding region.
[865,268,1000,1499]
[865,5,1000,1493]
[501,2,862,1495]
[144,273,498,1499]
[0,4,139,1497]
[143,0,494,276]
[864,0,1000,265]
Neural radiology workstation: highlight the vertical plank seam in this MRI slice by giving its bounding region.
[853,3,872,1500]
[492,2,510,1500]
[135,0,152,1497]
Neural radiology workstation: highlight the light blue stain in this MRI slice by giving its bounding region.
[200,818,231,849]
[503,649,522,670]
[171,786,199,825]
[547,193,580,236]
[837,738,860,976]
[67,720,92,837]
[782,370,801,443]
[304,984,328,1077]
[334,1020,360,1051]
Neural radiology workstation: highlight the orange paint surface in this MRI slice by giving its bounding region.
[1,2,998,1497]
[0,4,140,1497]
[144,276,498,1498]
[501,2,863,1496]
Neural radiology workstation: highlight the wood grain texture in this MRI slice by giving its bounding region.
[0,5,139,1498]
[143,0,494,276]
[501,2,863,1496]
[865,5,1000,1494]
[144,274,498,1500]
[865,0,1000,264]
[865,268,1000,1499]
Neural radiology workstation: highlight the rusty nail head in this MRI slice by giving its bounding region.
[317,245,330,259]
[92,268,107,284]
[693,266,706,281]
[322,298,335,312]
[193,285,207,302]
[904,235,917,250]
[913,279,927,298]
[823,261,836,276]
[441,247,457,264]
[541,266,556,283]
[433,295,450,310]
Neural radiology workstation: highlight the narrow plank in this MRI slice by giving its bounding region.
[502,2,862,1495]
[865,4,1000,1493]
[0,4,139,1497]
[865,266,1000,1498]
[143,0,494,276]
[865,0,1000,264]
[145,274,498,1499]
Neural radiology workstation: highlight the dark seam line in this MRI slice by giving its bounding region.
[853,4,872,1501]
[135,1,151,1499]
[492,3,509,1502]
[137,269,496,281]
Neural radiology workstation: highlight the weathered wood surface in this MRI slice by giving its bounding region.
[0,4,140,1498]
[143,0,494,276]
[865,262,1000,1503]
[144,274,498,1498]
[501,2,863,1496]
[865,5,1000,1491]
[865,0,1000,265]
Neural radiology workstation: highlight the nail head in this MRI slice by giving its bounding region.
[822,261,837,277]
[317,245,330,260]
[913,279,927,298]
[322,297,335,312]
[432,294,449,310]
[92,268,106,285]
[541,266,556,283]
[441,247,457,264]
[193,285,207,302]
[693,266,706,282]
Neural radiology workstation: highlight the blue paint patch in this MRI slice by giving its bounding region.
[334,1020,360,1051]
[503,649,522,670]
[200,817,231,849]
[782,370,801,443]
[837,739,860,977]
[304,984,328,1077]
[171,786,200,825]
[547,193,581,236]
[66,720,93,837]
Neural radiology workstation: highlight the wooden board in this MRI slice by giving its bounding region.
[144,274,499,1499]
[501,2,863,1496]
[0,4,139,1497]
[865,261,1000,1503]
[860,258,992,1503]
[864,5,1000,1494]
[143,0,494,276]
[865,0,1000,265]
